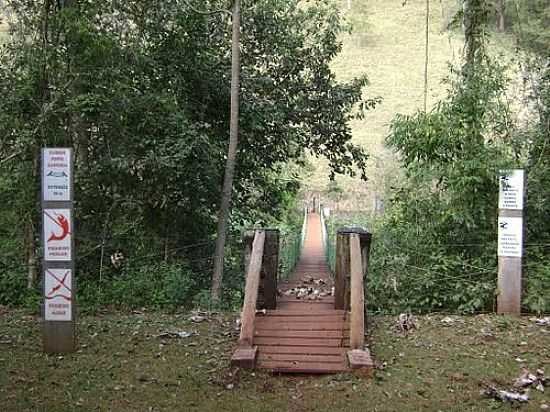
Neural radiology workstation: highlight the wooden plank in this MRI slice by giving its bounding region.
[347,349,374,370]
[257,361,349,373]
[256,317,348,325]
[231,346,257,368]
[262,230,279,310]
[254,330,348,339]
[278,297,334,303]
[277,302,334,311]
[256,319,348,327]
[258,353,345,363]
[255,323,348,332]
[262,309,347,316]
[254,337,349,347]
[349,234,364,350]
[335,231,350,310]
[257,346,345,356]
[238,230,265,347]
[256,319,348,326]
[258,318,346,325]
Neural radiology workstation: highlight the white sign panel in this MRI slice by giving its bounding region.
[498,216,523,257]
[44,268,72,321]
[42,148,71,201]
[499,170,524,210]
[43,209,72,261]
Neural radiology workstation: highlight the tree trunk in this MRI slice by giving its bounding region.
[495,0,505,32]
[463,0,485,69]
[25,215,38,289]
[211,0,241,303]
[463,0,474,66]
[423,0,430,112]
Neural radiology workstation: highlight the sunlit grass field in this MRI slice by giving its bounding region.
[306,0,463,210]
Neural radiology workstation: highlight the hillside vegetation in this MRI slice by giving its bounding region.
[320,0,549,314]
[307,0,464,210]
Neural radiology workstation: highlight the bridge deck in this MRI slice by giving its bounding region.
[255,212,350,373]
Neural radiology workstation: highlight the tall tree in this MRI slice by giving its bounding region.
[495,0,505,32]
[0,0,376,305]
[211,0,241,303]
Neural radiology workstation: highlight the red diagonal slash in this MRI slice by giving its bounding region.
[44,210,71,242]
[45,269,72,301]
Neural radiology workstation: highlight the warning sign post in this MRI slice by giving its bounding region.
[497,169,524,315]
[41,148,76,353]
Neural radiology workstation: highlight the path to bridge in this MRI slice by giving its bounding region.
[254,212,350,373]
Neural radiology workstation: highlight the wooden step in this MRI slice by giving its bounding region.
[254,330,349,339]
[256,345,345,356]
[257,360,349,374]
[254,337,349,347]
[261,310,347,316]
[258,353,345,363]
[277,302,335,311]
[255,322,349,332]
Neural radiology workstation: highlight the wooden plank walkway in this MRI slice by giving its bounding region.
[254,212,350,373]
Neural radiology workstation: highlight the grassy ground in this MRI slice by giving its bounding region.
[1,309,549,411]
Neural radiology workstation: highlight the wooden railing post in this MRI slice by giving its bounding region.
[349,234,364,350]
[335,227,372,310]
[231,230,265,368]
[334,229,350,310]
[261,229,279,310]
[245,229,278,310]
[335,227,374,374]
[243,230,254,275]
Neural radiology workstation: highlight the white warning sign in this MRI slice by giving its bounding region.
[498,216,523,257]
[499,170,524,210]
[42,148,71,201]
[44,268,72,321]
[43,209,72,261]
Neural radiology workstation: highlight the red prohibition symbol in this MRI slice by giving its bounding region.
[44,211,71,242]
[45,269,72,301]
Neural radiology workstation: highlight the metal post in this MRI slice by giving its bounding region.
[41,148,76,353]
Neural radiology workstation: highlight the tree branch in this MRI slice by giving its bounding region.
[0,152,21,165]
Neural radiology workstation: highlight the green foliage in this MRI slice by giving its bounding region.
[277,206,303,279]
[524,253,550,314]
[0,0,375,306]
[503,0,550,55]
[367,228,498,313]
[279,232,301,280]
[79,262,196,311]
[371,4,550,313]
[0,270,40,308]
[370,45,523,313]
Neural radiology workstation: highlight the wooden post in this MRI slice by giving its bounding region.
[242,230,254,278]
[261,229,279,310]
[334,230,350,310]
[349,234,364,350]
[232,230,265,368]
[335,227,372,310]
[343,228,374,373]
[497,170,525,315]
